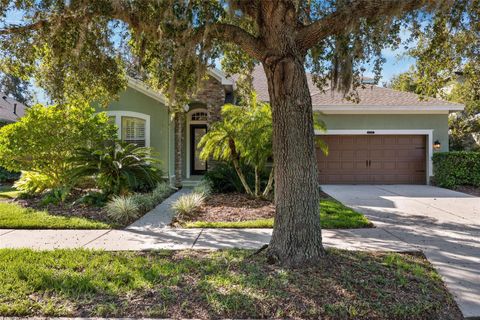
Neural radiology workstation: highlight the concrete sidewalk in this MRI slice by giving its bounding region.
[0,227,416,251]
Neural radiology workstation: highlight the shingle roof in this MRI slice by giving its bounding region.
[311,86,462,108]
[232,66,462,109]
[0,94,27,122]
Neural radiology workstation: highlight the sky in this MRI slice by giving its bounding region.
[3,10,416,104]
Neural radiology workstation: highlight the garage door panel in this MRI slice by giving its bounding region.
[316,135,426,185]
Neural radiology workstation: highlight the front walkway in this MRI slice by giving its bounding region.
[322,184,480,319]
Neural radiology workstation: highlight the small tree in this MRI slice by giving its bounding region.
[199,94,273,198]
[0,102,116,190]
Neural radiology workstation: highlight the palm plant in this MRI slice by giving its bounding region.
[199,93,329,198]
[198,94,273,197]
[70,141,164,196]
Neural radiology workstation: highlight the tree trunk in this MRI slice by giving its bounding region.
[264,58,325,267]
[254,0,325,267]
[174,112,184,188]
[254,165,260,197]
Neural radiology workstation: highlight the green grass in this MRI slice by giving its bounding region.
[0,202,110,229]
[185,199,373,229]
[0,186,22,200]
[0,249,461,319]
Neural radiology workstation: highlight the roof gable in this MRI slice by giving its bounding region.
[0,94,27,122]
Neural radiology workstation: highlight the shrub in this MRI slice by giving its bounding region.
[106,196,140,224]
[150,182,174,203]
[74,191,108,207]
[130,193,157,213]
[14,171,55,194]
[126,182,174,216]
[193,180,212,197]
[172,193,205,220]
[432,152,480,188]
[0,102,116,189]
[204,162,271,194]
[0,166,20,182]
[70,141,164,196]
[41,187,70,205]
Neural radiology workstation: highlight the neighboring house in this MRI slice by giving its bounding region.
[0,93,27,124]
[100,66,463,186]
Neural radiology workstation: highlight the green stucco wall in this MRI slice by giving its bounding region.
[317,113,450,152]
[97,87,172,176]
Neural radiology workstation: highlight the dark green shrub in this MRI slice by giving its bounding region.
[432,152,480,188]
[0,166,19,182]
[204,162,271,194]
[74,191,109,207]
[69,141,164,195]
[41,187,70,205]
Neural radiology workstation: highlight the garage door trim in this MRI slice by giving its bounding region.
[314,129,433,184]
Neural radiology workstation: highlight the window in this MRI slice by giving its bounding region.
[121,116,146,147]
[105,111,150,147]
[191,111,208,121]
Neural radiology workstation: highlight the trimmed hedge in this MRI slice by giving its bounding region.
[432,152,480,188]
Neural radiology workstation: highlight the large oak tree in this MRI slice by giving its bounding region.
[0,0,477,266]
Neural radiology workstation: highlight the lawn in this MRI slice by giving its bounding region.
[0,249,461,319]
[0,202,110,229]
[0,185,21,200]
[184,198,373,229]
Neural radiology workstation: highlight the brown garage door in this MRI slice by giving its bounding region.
[316,135,426,184]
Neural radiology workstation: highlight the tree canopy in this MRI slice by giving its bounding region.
[0,1,476,104]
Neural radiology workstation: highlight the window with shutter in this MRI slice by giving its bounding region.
[121,116,146,147]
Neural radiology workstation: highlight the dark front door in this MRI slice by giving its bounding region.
[190,124,208,175]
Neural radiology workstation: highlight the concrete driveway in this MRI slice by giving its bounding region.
[322,185,480,319]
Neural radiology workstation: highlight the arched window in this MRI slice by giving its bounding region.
[191,111,208,121]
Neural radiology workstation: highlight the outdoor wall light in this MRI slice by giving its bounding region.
[433,140,441,151]
[183,104,190,112]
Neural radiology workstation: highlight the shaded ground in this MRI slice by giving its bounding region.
[0,249,462,319]
[194,192,275,222]
[455,185,480,197]
[177,191,373,229]
[15,195,111,224]
[0,186,114,227]
[0,202,110,229]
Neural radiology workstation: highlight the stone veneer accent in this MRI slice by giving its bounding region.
[190,75,227,173]
[192,76,226,126]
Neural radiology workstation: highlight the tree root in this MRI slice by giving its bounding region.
[247,244,269,259]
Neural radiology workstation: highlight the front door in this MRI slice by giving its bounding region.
[190,124,208,175]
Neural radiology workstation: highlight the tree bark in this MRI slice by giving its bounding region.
[264,59,325,267]
[259,0,325,267]
[174,112,184,188]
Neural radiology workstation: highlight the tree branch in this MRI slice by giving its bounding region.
[197,23,266,61]
[297,0,432,52]
[0,20,46,35]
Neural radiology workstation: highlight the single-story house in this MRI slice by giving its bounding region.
[0,94,27,124]
[100,66,463,186]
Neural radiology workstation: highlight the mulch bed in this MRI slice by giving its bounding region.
[14,196,109,224]
[187,190,332,223]
[455,185,480,197]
